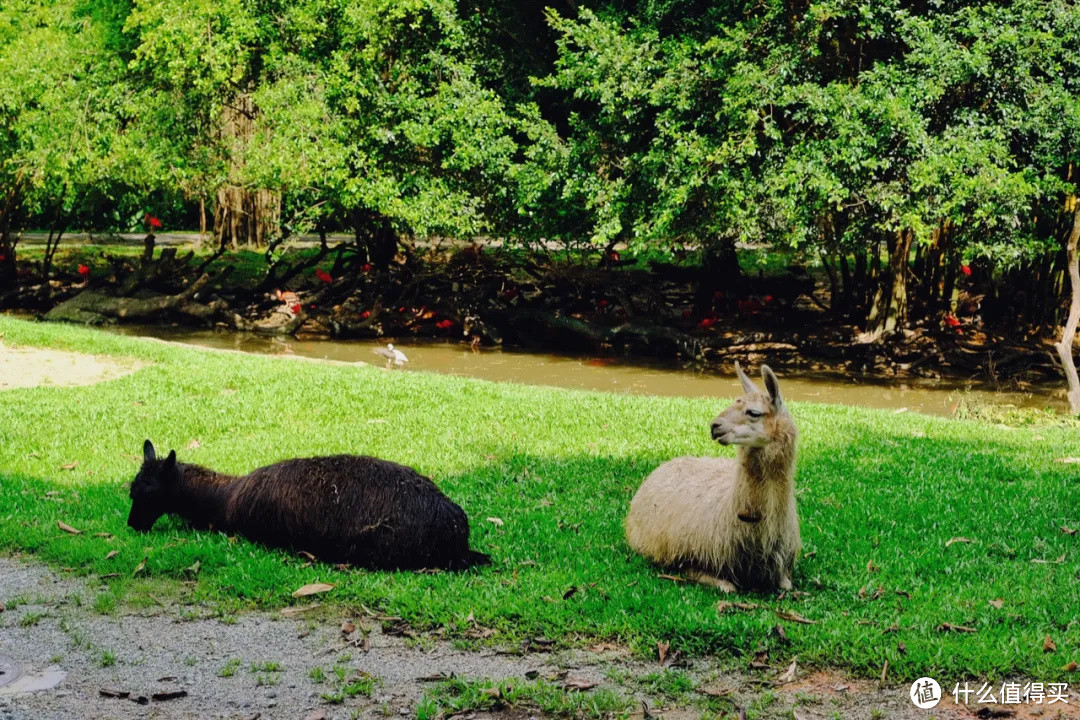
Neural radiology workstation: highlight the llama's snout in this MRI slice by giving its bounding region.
[710,421,730,443]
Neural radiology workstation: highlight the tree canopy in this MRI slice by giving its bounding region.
[2,0,1079,333]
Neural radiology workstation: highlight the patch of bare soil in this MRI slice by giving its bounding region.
[0,343,144,390]
[4,558,1076,720]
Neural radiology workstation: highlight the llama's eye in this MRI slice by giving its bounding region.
[746,409,763,419]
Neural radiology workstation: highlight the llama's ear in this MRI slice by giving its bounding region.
[761,365,783,408]
[143,439,156,463]
[735,361,758,395]
[162,450,177,472]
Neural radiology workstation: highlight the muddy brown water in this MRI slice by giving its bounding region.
[100,324,1066,417]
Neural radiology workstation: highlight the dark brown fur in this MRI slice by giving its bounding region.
[128,441,489,570]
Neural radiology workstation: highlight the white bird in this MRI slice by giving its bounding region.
[373,342,408,368]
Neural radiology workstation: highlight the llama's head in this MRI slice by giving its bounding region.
[127,439,179,531]
[711,362,791,447]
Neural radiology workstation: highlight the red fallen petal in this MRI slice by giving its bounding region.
[315,269,333,283]
[764,295,774,303]
[960,264,972,276]
[291,304,302,314]
[945,314,961,327]
[435,319,454,329]
[359,310,371,319]
[360,263,374,273]
[78,264,90,275]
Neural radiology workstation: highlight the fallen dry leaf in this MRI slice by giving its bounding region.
[866,560,880,573]
[775,657,798,685]
[185,439,201,450]
[1061,526,1077,536]
[1063,661,1079,672]
[988,599,1004,609]
[938,622,976,633]
[60,462,79,470]
[133,557,147,576]
[1044,635,1057,653]
[341,621,356,635]
[1031,554,1067,565]
[717,601,758,614]
[57,521,81,535]
[292,582,334,598]
[1055,457,1080,464]
[105,550,118,560]
[658,574,686,583]
[564,677,598,691]
[656,641,670,665]
[486,517,504,527]
[480,687,502,699]
[880,660,889,684]
[776,610,817,625]
[589,642,621,653]
[151,690,187,701]
[946,537,974,547]
[184,561,200,575]
[297,550,317,562]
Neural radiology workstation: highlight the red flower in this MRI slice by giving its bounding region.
[290,303,302,315]
[398,306,406,313]
[698,317,717,329]
[360,310,371,319]
[315,268,334,284]
[435,319,454,330]
[763,295,775,304]
[77,264,90,276]
[144,213,162,230]
[360,263,374,273]
[607,250,621,262]
[944,314,961,328]
[960,264,972,277]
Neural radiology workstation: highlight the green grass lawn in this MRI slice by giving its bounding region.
[1,316,1078,682]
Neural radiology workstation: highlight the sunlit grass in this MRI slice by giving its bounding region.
[0,316,1078,681]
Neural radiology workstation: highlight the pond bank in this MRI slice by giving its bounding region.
[103,323,1067,417]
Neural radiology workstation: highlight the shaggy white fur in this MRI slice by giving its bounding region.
[625,363,800,591]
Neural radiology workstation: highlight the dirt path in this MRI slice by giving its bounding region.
[0,343,144,390]
[3,557,1064,720]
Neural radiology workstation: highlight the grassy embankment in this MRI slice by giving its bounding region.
[0,316,1078,682]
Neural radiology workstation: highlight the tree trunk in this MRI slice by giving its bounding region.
[694,235,740,315]
[214,94,280,248]
[1054,203,1080,414]
[865,229,913,337]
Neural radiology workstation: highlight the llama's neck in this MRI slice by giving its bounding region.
[736,418,797,490]
[171,463,240,531]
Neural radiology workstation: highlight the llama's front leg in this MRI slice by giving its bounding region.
[777,552,795,591]
[685,569,737,593]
